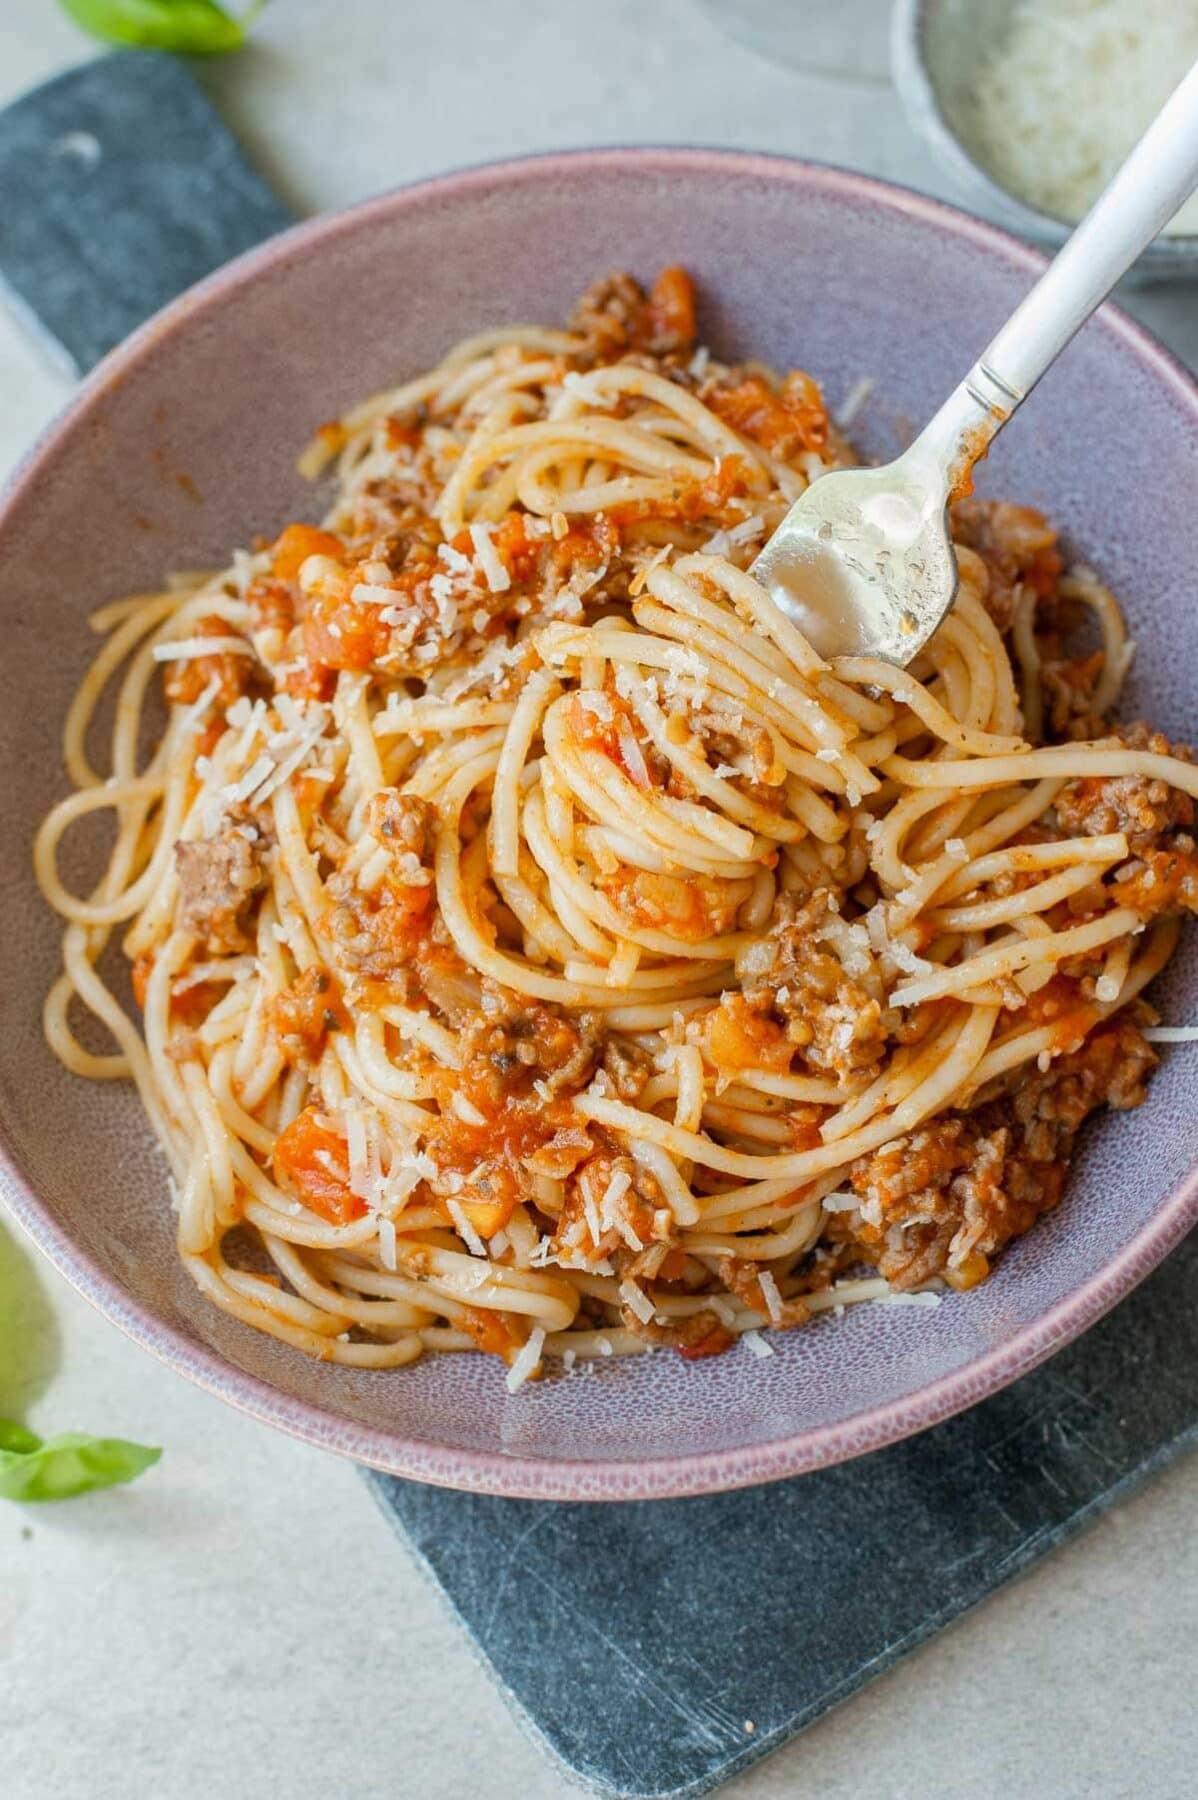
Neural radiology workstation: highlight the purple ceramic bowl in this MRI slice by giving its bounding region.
[3,149,1197,1500]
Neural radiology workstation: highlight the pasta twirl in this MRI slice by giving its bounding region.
[35,269,1198,1387]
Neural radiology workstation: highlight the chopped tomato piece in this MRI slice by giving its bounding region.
[246,575,295,635]
[492,512,538,583]
[131,954,154,1010]
[708,371,827,457]
[302,594,390,671]
[272,967,349,1061]
[703,992,794,1072]
[272,1105,366,1224]
[282,660,337,702]
[458,1306,529,1362]
[456,1194,519,1239]
[602,867,751,941]
[943,1251,990,1291]
[271,523,345,582]
[163,613,253,707]
[563,688,655,788]
[648,265,697,352]
[678,1323,735,1361]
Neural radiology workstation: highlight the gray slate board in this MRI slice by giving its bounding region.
[0,50,293,376]
[4,49,1196,1800]
[366,1228,1198,1799]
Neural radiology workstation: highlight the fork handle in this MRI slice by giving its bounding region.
[918,55,1198,486]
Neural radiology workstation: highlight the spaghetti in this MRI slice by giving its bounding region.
[35,269,1198,1385]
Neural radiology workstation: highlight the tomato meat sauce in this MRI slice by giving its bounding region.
[272,1106,367,1225]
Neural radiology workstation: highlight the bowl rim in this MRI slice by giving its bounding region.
[4,142,1198,1500]
[889,0,1198,270]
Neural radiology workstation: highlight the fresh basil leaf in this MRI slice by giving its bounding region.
[0,1419,41,1456]
[57,0,266,56]
[0,1419,160,1502]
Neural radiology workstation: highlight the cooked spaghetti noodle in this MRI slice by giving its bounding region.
[36,269,1198,1385]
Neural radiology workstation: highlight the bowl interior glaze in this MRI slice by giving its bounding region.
[3,149,1197,1499]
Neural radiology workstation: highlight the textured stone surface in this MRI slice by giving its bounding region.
[0,50,292,375]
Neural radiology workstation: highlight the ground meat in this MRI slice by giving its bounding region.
[457,993,600,1102]
[716,1255,811,1329]
[846,1015,1156,1288]
[174,826,264,953]
[326,795,438,979]
[735,891,893,1082]
[601,1036,653,1101]
[271,966,346,1063]
[1054,724,1195,853]
[1006,1012,1156,1150]
[569,267,698,358]
[618,1305,729,1354]
[950,498,1063,630]
[571,271,652,354]
[326,872,428,980]
[362,789,435,860]
[1039,648,1106,742]
[550,1150,664,1266]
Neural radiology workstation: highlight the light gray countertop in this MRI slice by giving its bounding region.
[1,4,1195,1796]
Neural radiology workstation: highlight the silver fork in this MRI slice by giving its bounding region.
[752,57,1198,664]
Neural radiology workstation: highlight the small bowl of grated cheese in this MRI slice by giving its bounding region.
[892,0,1198,279]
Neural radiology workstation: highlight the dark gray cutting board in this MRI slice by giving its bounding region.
[367,1231,1198,1799]
[3,49,1195,1800]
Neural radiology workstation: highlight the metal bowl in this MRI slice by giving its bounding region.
[891,0,1198,281]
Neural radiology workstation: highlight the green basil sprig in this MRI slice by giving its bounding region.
[0,1417,161,1502]
[58,0,266,56]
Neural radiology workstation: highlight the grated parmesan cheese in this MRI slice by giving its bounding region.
[446,1199,488,1258]
[601,1168,632,1217]
[963,1,1198,235]
[742,1329,774,1358]
[153,635,252,663]
[450,1092,488,1127]
[224,753,275,805]
[1142,1026,1198,1042]
[350,582,399,607]
[469,521,511,593]
[619,1279,657,1325]
[835,375,874,429]
[758,1270,784,1322]
[505,1325,546,1393]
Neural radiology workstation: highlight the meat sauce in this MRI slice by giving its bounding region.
[705,371,828,459]
[272,1106,366,1225]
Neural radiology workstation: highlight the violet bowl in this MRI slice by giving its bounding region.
[3,148,1197,1500]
